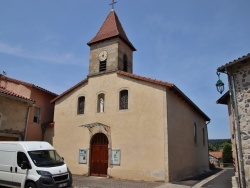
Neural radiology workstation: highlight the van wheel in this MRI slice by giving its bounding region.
[26,182,36,188]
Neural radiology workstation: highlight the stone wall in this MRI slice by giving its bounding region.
[229,59,250,187]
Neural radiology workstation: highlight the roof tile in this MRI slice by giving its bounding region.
[51,78,88,103]
[0,86,35,103]
[87,11,136,51]
[0,74,57,96]
[217,53,250,71]
[209,151,222,159]
[116,70,210,121]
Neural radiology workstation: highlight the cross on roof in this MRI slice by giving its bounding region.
[110,0,117,10]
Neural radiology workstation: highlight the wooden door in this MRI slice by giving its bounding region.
[90,133,108,176]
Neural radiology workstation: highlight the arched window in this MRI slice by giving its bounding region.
[123,54,128,72]
[78,96,85,114]
[194,123,197,144]
[202,128,205,145]
[97,93,105,113]
[119,90,128,110]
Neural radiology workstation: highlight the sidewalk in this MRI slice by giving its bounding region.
[72,168,223,188]
[156,168,224,188]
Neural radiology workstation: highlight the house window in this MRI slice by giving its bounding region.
[97,93,105,113]
[99,61,107,72]
[78,96,85,114]
[194,123,197,144]
[33,107,40,124]
[119,90,128,110]
[123,55,128,72]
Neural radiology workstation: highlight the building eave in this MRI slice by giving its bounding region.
[0,74,58,96]
[217,53,250,72]
[51,78,88,103]
[117,71,210,121]
[0,87,35,104]
[216,91,229,105]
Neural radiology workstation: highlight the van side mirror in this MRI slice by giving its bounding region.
[21,161,31,170]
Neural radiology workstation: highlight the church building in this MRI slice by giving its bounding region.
[52,9,210,182]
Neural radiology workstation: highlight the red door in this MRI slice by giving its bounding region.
[90,133,108,176]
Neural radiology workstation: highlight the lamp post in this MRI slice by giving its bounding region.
[216,72,225,94]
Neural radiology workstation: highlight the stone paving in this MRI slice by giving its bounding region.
[73,175,164,188]
[72,168,224,188]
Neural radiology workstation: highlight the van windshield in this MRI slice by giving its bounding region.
[28,150,64,167]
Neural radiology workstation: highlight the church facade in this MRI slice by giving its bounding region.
[52,10,210,182]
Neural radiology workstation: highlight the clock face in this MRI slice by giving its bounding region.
[99,50,108,61]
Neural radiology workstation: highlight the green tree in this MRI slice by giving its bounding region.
[208,143,216,151]
[222,143,233,164]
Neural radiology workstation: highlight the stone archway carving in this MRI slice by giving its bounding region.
[79,122,111,147]
[79,122,112,176]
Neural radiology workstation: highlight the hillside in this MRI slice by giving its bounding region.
[208,139,231,151]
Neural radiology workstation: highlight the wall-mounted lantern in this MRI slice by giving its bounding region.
[216,72,225,94]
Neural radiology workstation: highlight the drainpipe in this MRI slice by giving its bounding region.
[24,104,32,141]
[227,69,246,188]
[206,120,210,169]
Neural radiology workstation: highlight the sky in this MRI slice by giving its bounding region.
[1,1,250,139]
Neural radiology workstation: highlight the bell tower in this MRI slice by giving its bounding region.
[87,10,136,77]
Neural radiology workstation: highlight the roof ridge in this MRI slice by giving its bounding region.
[217,52,250,72]
[116,70,173,87]
[51,77,88,103]
[116,70,210,121]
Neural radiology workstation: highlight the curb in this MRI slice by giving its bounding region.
[192,169,226,188]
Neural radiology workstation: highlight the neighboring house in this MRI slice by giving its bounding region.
[217,53,250,188]
[209,151,222,167]
[0,74,57,143]
[52,10,210,182]
[0,86,34,141]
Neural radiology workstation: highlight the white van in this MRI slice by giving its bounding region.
[0,141,72,188]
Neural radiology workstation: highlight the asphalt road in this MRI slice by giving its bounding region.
[201,168,234,188]
[0,168,234,188]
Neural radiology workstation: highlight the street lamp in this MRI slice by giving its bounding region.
[216,72,224,94]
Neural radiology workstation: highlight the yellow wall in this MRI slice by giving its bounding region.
[166,89,209,181]
[53,72,166,181]
[53,72,209,182]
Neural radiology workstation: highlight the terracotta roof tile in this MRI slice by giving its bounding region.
[51,78,88,103]
[116,70,173,87]
[0,86,35,103]
[51,71,209,121]
[0,74,57,96]
[116,70,210,121]
[87,11,136,51]
[217,53,250,72]
[209,151,222,159]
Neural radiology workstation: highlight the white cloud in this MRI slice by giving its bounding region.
[0,41,82,65]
